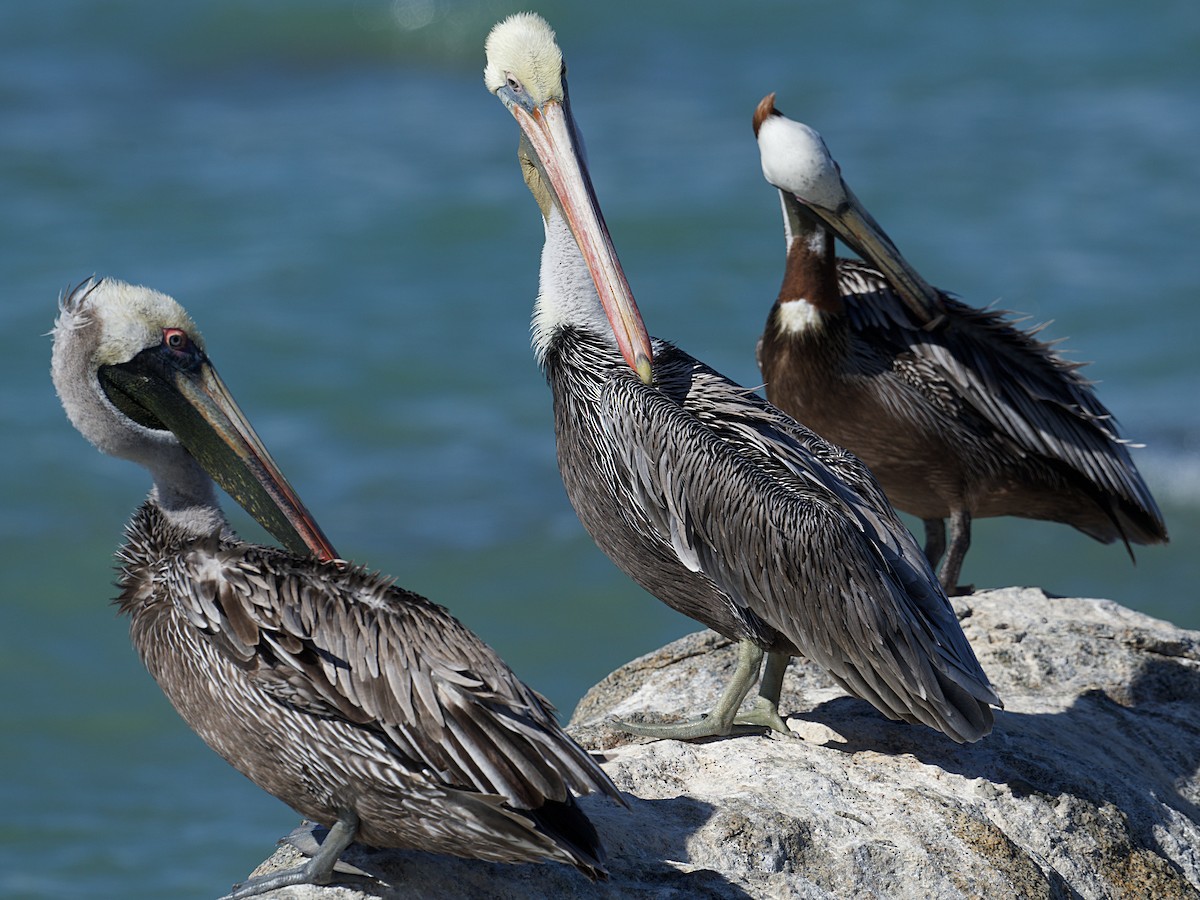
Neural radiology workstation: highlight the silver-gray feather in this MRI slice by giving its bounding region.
[546,328,999,743]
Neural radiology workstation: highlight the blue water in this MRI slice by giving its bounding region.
[2,2,1197,897]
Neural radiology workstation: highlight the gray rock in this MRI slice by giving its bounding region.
[234,588,1200,899]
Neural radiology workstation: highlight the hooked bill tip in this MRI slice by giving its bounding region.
[635,354,653,385]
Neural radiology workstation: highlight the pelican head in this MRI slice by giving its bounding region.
[51,278,337,560]
[754,93,944,324]
[484,12,565,114]
[485,13,654,384]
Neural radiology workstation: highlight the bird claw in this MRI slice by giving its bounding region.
[734,698,795,737]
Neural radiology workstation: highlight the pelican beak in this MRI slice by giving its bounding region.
[508,93,654,383]
[99,348,340,562]
[805,184,947,328]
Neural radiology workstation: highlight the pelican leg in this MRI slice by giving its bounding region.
[939,508,974,596]
[615,639,765,740]
[220,813,361,900]
[922,518,947,570]
[734,650,794,736]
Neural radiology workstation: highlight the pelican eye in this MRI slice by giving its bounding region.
[163,328,192,353]
[506,74,523,94]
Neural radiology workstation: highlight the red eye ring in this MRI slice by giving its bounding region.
[163,328,189,351]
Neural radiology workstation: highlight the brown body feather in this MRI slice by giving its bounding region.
[759,257,1168,549]
[116,502,618,875]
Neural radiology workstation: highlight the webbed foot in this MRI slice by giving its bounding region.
[219,814,361,900]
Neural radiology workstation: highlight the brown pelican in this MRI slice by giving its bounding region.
[51,278,620,898]
[753,95,1168,593]
[484,14,1000,743]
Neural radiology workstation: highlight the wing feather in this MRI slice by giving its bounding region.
[837,258,1163,529]
[171,540,618,809]
[596,344,999,740]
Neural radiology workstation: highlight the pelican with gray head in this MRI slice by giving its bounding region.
[51,278,620,897]
[485,14,1000,743]
[753,94,1167,593]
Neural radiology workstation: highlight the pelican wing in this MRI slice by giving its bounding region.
[599,345,998,740]
[172,535,615,809]
[837,259,1163,532]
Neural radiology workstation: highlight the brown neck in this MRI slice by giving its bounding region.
[777,194,842,315]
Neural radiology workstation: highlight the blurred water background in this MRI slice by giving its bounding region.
[1,1,1197,897]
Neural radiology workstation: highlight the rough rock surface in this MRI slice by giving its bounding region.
[234,588,1200,899]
